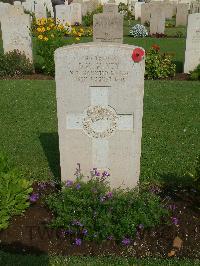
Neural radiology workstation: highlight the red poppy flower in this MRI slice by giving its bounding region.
[132,48,145,63]
[152,44,160,51]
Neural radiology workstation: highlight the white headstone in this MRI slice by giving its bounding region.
[184,13,200,73]
[55,43,145,188]
[34,1,47,19]
[1,12,33,62]
[103,3,118,13]
[70,3,82,25]
[141,3,150,24]
[56,5,71,25]
[176,3,188,26]
[22,0,35,13]
[135,2,145,20]
[0,3,11,23]
[150,6,165,34]
[93,13,123,43]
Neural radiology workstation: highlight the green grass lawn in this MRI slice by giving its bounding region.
[0,80,199,184]
[0,251,200,266]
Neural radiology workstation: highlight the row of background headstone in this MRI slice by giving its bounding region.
[0,0,199,73]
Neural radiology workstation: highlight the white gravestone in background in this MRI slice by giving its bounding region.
[135,2,144,20]
[0,3,11,23]
[184,13,200,73]
[55,43,145,188]
[150,7,165,34]
[35,1,47,19]
[1,13,33,62]
[70,3,82,25]
[56,5,71,25]
[103,3,118,13]
[22,0,35,13]
[93,13,123,43]
[176,3,188,26]
[141,3,150,24]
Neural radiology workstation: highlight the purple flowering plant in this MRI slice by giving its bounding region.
[45,165,169,244]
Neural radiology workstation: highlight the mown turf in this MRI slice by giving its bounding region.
[0,251,200,266]
[0,80,199,183]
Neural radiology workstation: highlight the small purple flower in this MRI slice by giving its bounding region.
[66,180,73,187]
[82,229,88,236]
[93,168,101,177]
[107,235,113,240]
[29,193,39,203]
[122,237,131,245]
[74,238,82,246]
[102,171,110,177]
[171,217,179,225]
[106,191,113,199]
[76,183,81,190]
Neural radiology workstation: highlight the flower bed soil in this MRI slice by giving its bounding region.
[0,183,199,259]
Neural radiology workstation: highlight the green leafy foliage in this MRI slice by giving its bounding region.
[82,5,103,27]
[118,3,134,20]
[145,45,176,79]
[189,64,200,81]
[0,154,33,230]
[46,172,169,243]
[0,50,33,77]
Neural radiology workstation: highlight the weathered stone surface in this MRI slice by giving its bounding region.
[190,2,200,14]
[22,0,35,13]
[0,3,11,22]
[141,3,150,24]
[1,12,33,62]
[93,13,123,43]
[176,3,188,26]
[135,2,144,20]
[103,3,118,14]
[82,0,99,16]
[184,13,200,73]
[56,5,71,25]
[70,3,82,25]
[35,1,47,19]
[150,6,165,34]
[55,43,145,188]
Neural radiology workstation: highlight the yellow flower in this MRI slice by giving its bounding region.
[37,27,42,32]
[47,27,50,31]
[77,32,82,37]
[38,35,43,40]
[75,37,80,41]
[44,37,49,41]
[51,34,54,38]
[80,28,84,33]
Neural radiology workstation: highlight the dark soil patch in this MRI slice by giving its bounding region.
[0,183,199,258]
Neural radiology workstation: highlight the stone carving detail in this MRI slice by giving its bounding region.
[82,105,118,139]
